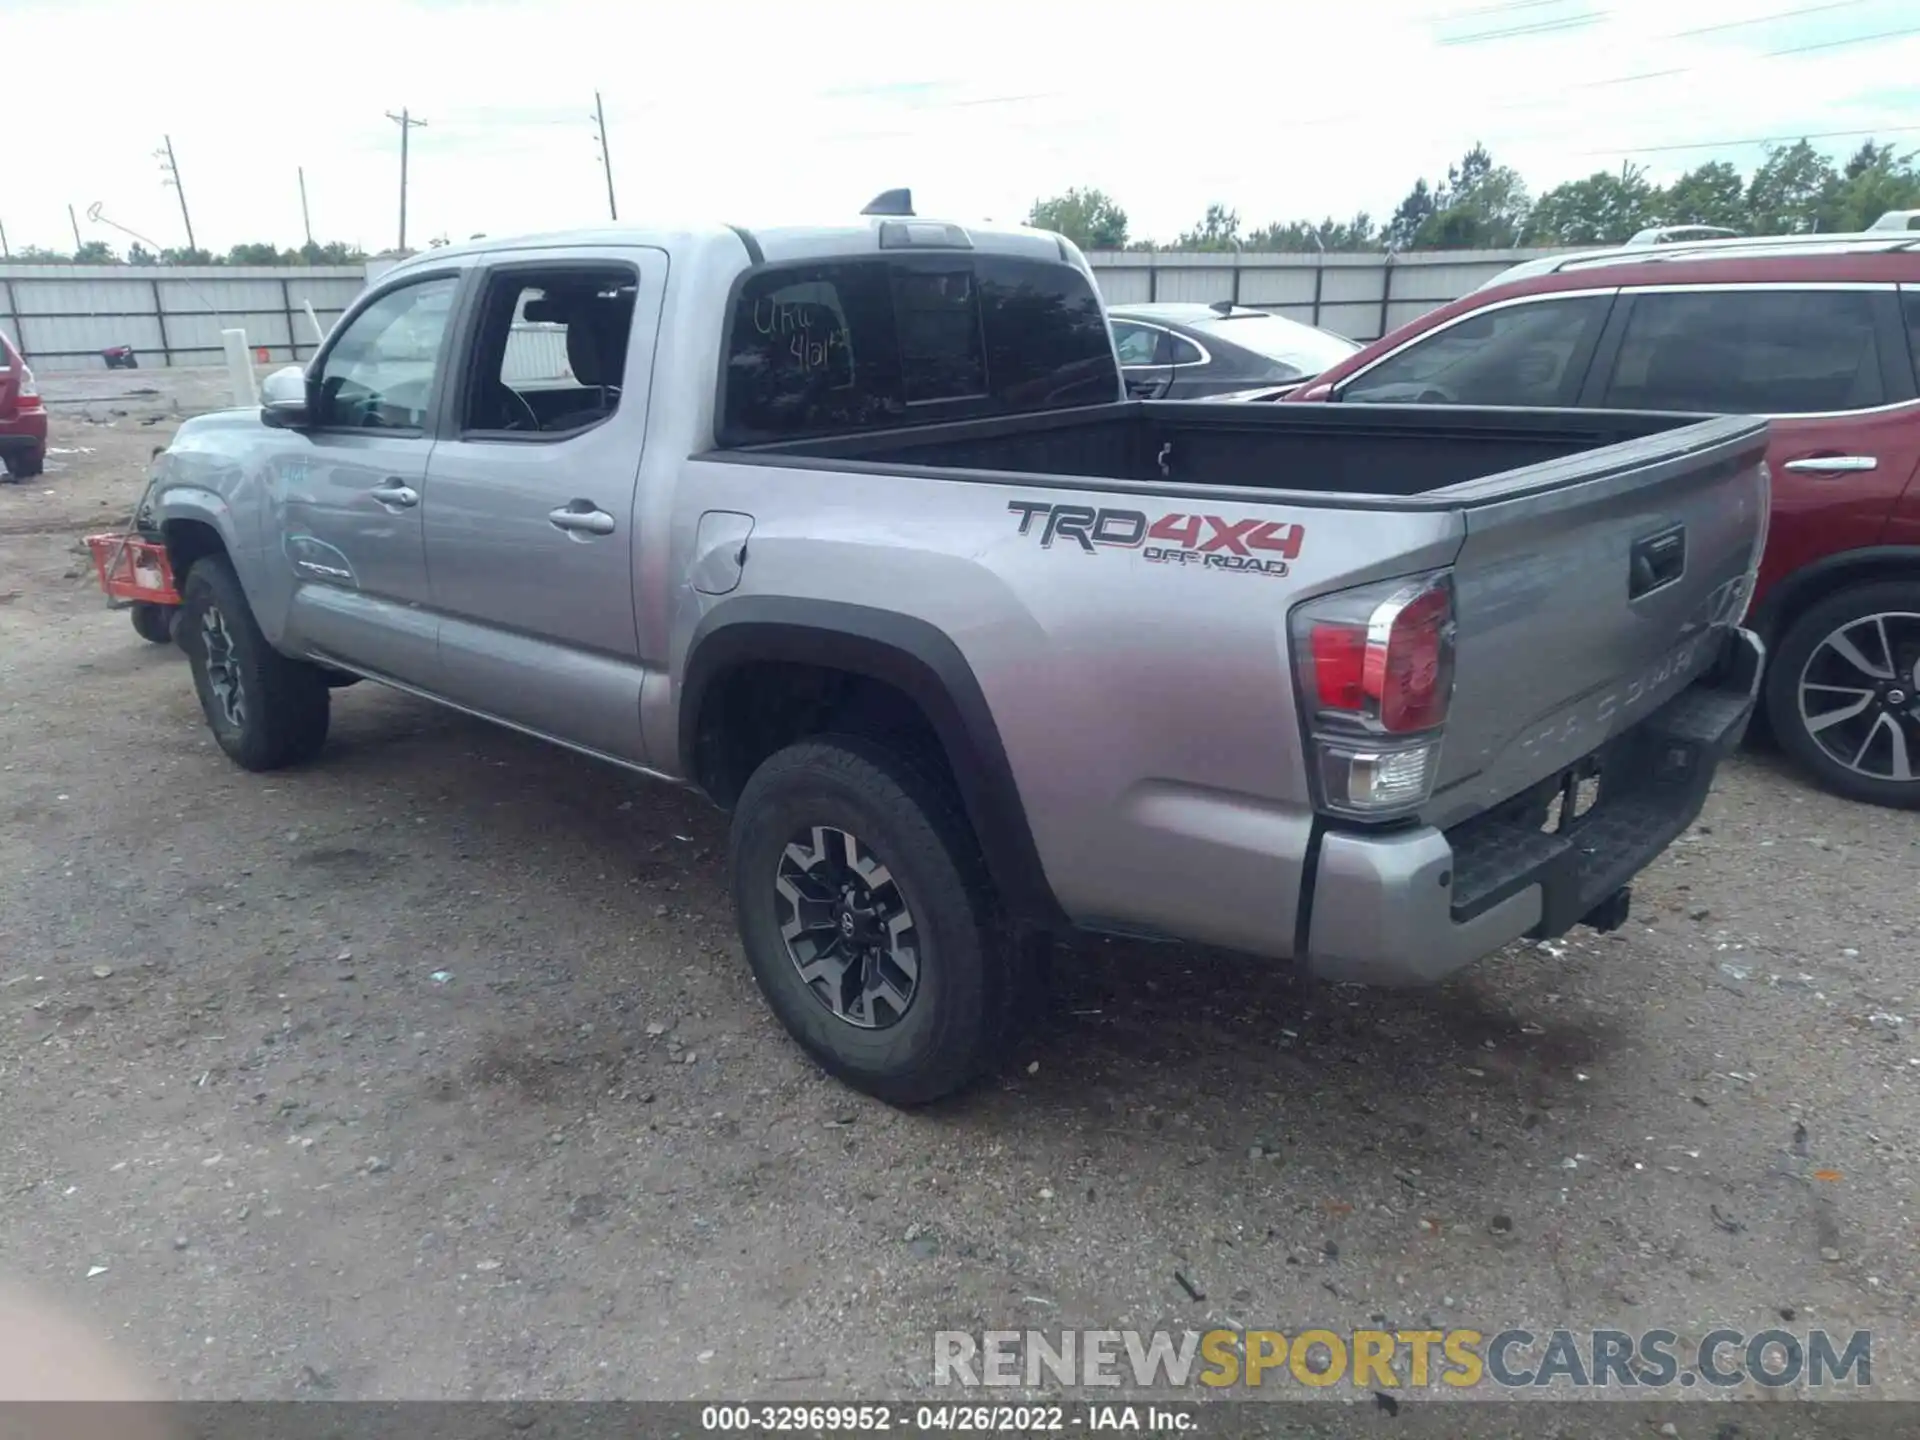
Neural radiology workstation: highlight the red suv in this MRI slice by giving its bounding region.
[1291,241,1920,810]
[1,330,47,481]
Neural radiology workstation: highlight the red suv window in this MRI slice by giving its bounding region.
[1339,294,1611,407]
[1599,289,1886,414]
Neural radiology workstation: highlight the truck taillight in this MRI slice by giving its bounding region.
[18,366,39,406]
[1291,570,1456,816]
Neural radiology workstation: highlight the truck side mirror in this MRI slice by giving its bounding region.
[259,365,311,429]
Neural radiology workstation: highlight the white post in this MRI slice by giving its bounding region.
[221,328,258,406]
[303,300,327,347]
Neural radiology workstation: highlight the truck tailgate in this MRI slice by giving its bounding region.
[1426,413,1768,829]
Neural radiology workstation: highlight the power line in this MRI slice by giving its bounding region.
[1440,8,1605,44]
[1583,121,1920,156]
[1764,22,1920,55]
[1668,0,1866,40]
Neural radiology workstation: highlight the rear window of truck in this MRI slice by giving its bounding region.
[719,254,1117,445]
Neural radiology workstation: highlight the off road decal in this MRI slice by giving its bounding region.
[1007,501,1301,577]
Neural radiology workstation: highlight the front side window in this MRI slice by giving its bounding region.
[1341,294,1611,407]
[1602,289,1885,414]
[314,276,458,430]
[720,253,1117,443]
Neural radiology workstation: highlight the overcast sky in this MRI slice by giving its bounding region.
[6,0,1919,256]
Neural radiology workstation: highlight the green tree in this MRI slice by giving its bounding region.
[1176,202,1241,251]
[1245,213,1379,252]
[1386,178,1437,249]
[1413,143,1532,248]
[1745,140,1841,234]
[72,240,119,263]
[1525,163,1661,245]
[9,245,68,264]
[1656,161,1746,230]
[160,246,215,265]
[1827,142,1920,232]
[127,242,159,265]
[298,240,369,265]
[1025,187,1130,250]
[226,241,289,265]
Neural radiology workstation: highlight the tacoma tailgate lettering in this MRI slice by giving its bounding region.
[1011,501,1302,575]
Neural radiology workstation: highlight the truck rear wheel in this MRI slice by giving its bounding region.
[180,555,331,772]
[1765,580,1920,810]
[728,735,1022,1106]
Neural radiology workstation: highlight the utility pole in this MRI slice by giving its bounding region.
[385,109,428,252]
[68,204,84,251]
[156,135,197,253]
[0,219,10,259]
[298,166,314,248]
[592,91,618,221]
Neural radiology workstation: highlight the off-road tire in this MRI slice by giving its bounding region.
[1765,579,1920,810]
[180,555,331,771]
[729,735,1027,1106]
[130,603,176,645]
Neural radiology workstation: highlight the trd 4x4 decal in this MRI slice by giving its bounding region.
[1007,500,1302,577]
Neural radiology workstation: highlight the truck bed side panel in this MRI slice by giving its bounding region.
[669,457,1463,958]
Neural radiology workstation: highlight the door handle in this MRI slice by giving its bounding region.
[548,501,615,536]
[370,478,419,509]
[1784,455,1877,475]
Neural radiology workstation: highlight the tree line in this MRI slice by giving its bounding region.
[2,240,370,266]
[1028,138,1920,253]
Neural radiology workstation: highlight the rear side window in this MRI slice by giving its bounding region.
[1340,295,1611,407]
[1111,321,1164,367]
[1602,289,1885,414]
[720,253,1116,444]
[1168,335,1206,366]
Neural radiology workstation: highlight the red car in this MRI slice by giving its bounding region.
[1,330,47,481]
[1290,238,1920,809]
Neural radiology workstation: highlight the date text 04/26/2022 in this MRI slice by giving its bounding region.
[699,1404,1195,1432]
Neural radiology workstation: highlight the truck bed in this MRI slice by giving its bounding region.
[718,398,1734,504]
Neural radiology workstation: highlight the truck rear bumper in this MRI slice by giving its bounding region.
[1303,626,1764,987]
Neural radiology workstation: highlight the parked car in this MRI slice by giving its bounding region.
[1109,302,1358,400]
[1289,238,1920,809]
[143,201,1765,1103]
[0,330,47,481]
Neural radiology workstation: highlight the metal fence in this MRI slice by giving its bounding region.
[1085,248,1560,341]
[0,248,1568,372]
[0,264,367,371]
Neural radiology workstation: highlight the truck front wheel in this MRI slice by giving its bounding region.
[180,555,331,771]
[729,735,1022,1106]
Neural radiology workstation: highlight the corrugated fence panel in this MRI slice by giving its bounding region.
[1083,247,1565,341]
[1088,266,1153,305]
[502,325,573,383]
[0,264,367,369]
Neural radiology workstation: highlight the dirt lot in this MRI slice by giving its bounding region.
[2,370,1918,1417]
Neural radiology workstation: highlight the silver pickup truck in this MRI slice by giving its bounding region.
[146,198,1770,1103]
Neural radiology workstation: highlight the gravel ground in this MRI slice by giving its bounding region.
[2,371,1917,1425]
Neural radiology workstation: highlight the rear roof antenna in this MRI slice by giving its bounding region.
[861,188,914,217]
[1208,300,1235,315]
